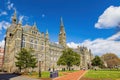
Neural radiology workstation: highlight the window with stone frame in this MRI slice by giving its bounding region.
[41,42,44,45]
[22,42,25,47]
[30,38,34,48]
[34,40,38,49]
[22,36,25,41]
[54,57,56,61]
[22,36,25,47]
[41,46,44,50]
[50,51,53,55]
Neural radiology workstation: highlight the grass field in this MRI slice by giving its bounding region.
[81,70,120,80]
[25,70,77,79]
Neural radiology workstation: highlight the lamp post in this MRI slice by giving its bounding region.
[38,59,41,77]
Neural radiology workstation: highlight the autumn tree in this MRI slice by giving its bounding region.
[101,53,120,68]
[57,48,80,71]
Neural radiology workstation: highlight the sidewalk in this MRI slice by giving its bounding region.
[53,70,86,80]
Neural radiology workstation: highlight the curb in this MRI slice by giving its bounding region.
[77,70,88,80]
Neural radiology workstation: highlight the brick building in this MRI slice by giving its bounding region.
[0,47,4,69]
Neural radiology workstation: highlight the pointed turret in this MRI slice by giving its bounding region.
[18,20,22,25]
[32,22,38,31]
[18,20,22,27]
[46,29,49,35]
[59,17,66,47]
[60,17,65,33]
[60,17,64,27]
[33,22,36,27]
[12,9,17,24]
[45,29,49,40]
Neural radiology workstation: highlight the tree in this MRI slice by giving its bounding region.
[57,48,80,71]
[101,53,120,68]
[91,56,103,68]
[15,48,37,72]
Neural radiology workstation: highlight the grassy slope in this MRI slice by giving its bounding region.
[83,70,120,80]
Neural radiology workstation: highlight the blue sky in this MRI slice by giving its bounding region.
[0,0,120,57]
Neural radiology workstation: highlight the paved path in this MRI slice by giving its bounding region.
[54,70,86,80]
[0,73,40,80]
[10,76,40,80]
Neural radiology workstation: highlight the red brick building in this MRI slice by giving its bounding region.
[0,47,4,69]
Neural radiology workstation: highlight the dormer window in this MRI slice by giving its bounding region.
[32,31,37,34]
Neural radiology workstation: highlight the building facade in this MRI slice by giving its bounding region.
[3,11,93,72]
[0,47,4,69]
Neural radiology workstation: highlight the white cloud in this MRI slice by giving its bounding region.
[42,14,45,18]
[67,42,80,49]
[0,21,10,30]
[95,6,120,29]
[7,0,15,10]
[0,40,5,48]
[67,32,120,57]
[107,32,120,41]
[0,11,7,16]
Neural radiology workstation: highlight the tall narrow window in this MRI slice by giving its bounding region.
[34,40,38,49]
[22,37,25,47]
[30,38,34,48]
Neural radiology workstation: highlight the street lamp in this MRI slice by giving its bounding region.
[38,54,43,77]
[38,59,41,77]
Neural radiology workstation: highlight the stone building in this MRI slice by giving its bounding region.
[0,47,4,69]
[3,11,93,72]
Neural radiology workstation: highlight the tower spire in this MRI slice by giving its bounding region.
[45,29,49,45]
[59,17,66,47]
[46,29,49,39]
[46,29,49,35]
[12,9,17,24]
[33,22,36,27]
[60,17,65,33]
[60,17,64,27]
[33,22,37,30]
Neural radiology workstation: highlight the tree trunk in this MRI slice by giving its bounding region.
[19,67,21,72]
[68,67,70,71]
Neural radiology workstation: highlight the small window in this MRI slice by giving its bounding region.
[30,44,33,48]
[9,33,12,36]
[42,42,44,45]
[35,40,38,44]
[30,39,33,43]
[32,31,34,34]
[41,46,44,50]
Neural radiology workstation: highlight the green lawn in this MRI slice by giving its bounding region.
[83,70,120,80]
[26,70,77,78]
[26,71,50,78]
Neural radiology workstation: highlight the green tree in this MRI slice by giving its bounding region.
[57,48,80,71]
[15,48,37,72]
[91,56,103,68]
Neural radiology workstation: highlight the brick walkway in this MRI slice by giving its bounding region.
[53,70,86,80]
